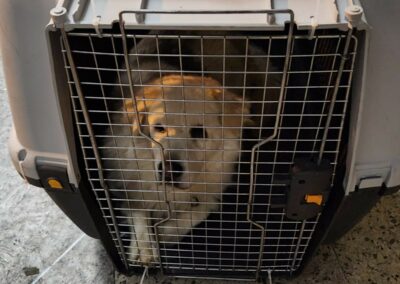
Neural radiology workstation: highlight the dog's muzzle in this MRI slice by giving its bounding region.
[158,160,187,189]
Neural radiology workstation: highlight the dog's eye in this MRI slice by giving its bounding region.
[190,126,207,139]
[154,124,166,133]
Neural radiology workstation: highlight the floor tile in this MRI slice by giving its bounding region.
[0,180,84,284]
[35,235,114,284]
[275,245,347,284]
[331,193,400,284]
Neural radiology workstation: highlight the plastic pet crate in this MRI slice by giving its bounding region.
[1,0,399,282]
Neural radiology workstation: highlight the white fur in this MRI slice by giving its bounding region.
[103,75,250,264]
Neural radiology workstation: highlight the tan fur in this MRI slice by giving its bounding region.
[105,75,250,264]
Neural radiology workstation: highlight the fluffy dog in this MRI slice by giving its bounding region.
[103,32,276,264]
[105,74,251,264]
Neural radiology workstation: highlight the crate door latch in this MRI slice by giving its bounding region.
[286,158,333,220]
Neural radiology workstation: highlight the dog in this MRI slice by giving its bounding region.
[104,74,251,264]
[103,31,278,265]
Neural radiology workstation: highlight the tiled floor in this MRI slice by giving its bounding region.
[0,55,399,284]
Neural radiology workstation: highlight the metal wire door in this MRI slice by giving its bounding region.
[60,9,357,281]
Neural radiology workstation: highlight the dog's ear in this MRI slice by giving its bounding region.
[123,98,150,136]
[207,87,254,128]
[224,92,254,127]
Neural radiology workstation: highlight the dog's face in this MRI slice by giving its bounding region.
[125,75,251,190]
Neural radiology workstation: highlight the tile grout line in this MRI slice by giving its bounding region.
[31,234,85,284]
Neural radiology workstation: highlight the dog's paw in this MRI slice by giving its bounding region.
[127,241,140,263]
[128,239,159,265]
[138,244,159,265]
[138,248,156,265]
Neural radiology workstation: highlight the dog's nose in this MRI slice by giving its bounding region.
[158,161,183,182]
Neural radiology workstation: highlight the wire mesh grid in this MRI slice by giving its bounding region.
[61,29,357,279]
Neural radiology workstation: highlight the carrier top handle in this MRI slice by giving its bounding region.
[135,0,276,24]
[135,0,276,25]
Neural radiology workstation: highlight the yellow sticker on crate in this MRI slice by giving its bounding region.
[304,194,323,206]
[47,178,63,189]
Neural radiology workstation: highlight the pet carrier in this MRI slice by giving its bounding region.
[1,0,399,282]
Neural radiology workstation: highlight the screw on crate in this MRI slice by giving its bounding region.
[345,5,364,28]
[50,0,69,27]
